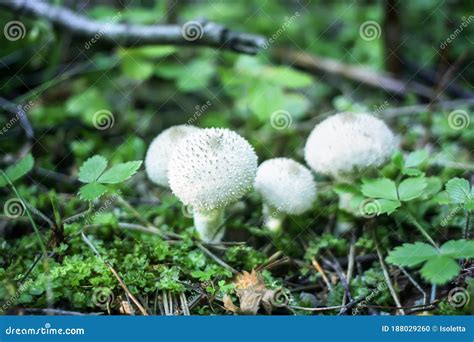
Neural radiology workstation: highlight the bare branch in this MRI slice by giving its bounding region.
[1,0,265,54]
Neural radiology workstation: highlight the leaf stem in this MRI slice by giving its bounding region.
[405,208,439,250]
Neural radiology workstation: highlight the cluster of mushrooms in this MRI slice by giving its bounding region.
[145,113,396,243]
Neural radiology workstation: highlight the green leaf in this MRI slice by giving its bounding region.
[78,183,107,201]
[401,168,423,177]
[0,153,34,187]
[398,177,427,201]
[377,199,401,215]
[420,255,460,285]
[121,55,155,81]
[405,149,429,168]
[386,242,438,267]
[361,178,398,201]
[97,161,142,184]
[262,66,313,88]
[440,239,474,259]
[78,155,107,183]
[391,150,404,170]
[445,178,471,204]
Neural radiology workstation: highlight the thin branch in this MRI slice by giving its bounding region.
[1,0,265,54]
[196,242,238,274]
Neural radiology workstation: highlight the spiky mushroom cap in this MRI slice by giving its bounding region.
[168,128,258,211]
[254,158,317,215]
[304,112,395,180]
[145,125,201,187]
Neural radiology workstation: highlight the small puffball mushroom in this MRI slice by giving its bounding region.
[145,125,201,187]
[254,158,317,232]
[304,112,395,180]
[168,128,258,243]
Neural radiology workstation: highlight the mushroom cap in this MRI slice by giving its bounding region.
[168,128,258,211]
[254,158,317,215]
[304,112,395,179]
[145,125,201,187]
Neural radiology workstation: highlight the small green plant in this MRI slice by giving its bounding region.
[0,154,34,187]
[78,155,142,201]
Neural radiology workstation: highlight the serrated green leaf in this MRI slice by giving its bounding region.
[78,183,107,201]
[386,242,438,267]
[78,155,107,183]
[445,178,471,204]
[405,149,429,168]
[0,153,34,187]
[440,239,474,259]
[361,178,398,201]
[377,199,401,215]
[97,161,142,184]
[401,168,423,177]
[398,177,427,201]
[420,255,460,285]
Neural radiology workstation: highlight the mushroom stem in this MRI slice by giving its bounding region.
[193,208,225,243]
[262,203,286,233]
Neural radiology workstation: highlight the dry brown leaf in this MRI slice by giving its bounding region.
[119,300,133,315]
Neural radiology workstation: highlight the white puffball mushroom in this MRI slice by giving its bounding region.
[168,128,258,243]
[304,112,396,180]
[254,158,317,232]
[145,125,201,187]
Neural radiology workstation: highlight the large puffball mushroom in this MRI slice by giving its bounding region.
[304,112,396,180]
[168,128,258,243]
[145,125,201,187]
[254,158,317,232]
